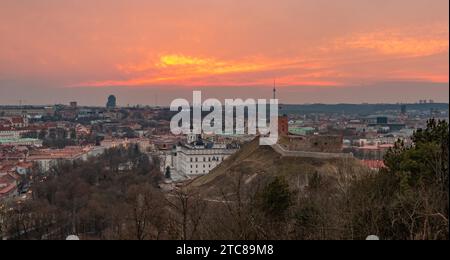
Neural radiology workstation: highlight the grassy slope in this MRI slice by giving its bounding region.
[187,137,367,200]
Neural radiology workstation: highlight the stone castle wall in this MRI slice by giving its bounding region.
[282,135,343,153]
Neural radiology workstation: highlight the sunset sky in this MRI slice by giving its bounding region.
[0,0,448,106]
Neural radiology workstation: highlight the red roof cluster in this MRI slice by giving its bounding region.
[0,171,19,198]
[361,160,386,170]
[11,117,25,124]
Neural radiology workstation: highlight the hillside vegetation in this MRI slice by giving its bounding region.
[183,120,448,239]
[188,137,366,201]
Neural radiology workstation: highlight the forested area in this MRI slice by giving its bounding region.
[1,120,448,240]
[1,145,164,240]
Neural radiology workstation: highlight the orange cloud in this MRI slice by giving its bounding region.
[158,55,211,67]
[330,24,449,57]
[75,54,329,87]
[122,54,277,75]
[71,24,448,89]
[385,71,449,83]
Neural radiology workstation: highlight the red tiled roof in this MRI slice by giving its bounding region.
[0,183,17,196]
[11,117,25,124]
[7,172,20,180]
[361,160,386,170]
[357,144,394,150]
[0,164,15,172]
[28,146,91,160]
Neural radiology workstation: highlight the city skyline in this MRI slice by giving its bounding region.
[0,0,449,106]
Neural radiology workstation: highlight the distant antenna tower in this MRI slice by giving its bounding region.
[273,79,276,100]
[18,99,27,106]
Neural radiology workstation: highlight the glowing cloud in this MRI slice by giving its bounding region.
[158,55,211,67]
[76,54,330,87]
[331,24,449,57]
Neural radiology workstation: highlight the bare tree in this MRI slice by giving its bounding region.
[125,183,168,240]
[166,188,207,240]
[0,202,8,240]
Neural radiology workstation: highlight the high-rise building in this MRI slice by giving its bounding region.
[400,104,407,115]
[106,95,117,109]
[376,116,388,124]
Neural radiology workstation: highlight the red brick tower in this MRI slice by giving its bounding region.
[278,115,289,136]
